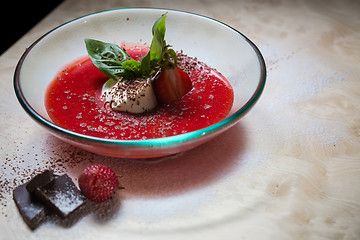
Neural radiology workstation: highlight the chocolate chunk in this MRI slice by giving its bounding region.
[26,170,54,193]
[34,174,87,218]
[13,182,47,230]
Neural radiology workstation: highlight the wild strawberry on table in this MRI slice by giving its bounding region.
[78,164,123,203]
[153,67,192,104]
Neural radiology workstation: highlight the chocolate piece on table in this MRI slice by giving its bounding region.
[13,182,47,230]
[34,174,87,219]
[26,170,54,193]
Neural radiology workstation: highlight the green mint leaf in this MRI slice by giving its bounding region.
[85,13,177,82]
[152,13,166,40]
[84,38,130,80]
[140,51,151,77]
[119,59,142,79]
[149,13,167,61]
[167,48,177,65]
[121,59,141,72]
[149,13,178,69]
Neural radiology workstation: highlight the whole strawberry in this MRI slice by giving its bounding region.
[78,164,121,203]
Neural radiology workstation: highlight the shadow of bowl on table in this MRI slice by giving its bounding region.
[105,122,247,198]
[52,122,247,198]
[44,123,247,227]
[34,122,247,228]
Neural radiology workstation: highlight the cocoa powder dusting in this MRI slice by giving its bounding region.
[0,136,96,216]
[0,50,224,216]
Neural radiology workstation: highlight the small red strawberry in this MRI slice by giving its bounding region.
[153,67,192,104]
[78,164,122,203]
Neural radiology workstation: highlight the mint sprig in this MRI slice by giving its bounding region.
[84,39,131,80]
[84,12,176,81]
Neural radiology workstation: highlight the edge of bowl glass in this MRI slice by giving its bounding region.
[13,7,266,147]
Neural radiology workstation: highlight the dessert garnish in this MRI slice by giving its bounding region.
[34,174,87,219]
[45,13,234,140]
[26,169,54,193]
[101,78,157,113]
[13,166,123,229]
[78,164,123,203]
[13,182,47,230]
[85,13,193,113]
[13,170,88,230]
[152,66,192,104]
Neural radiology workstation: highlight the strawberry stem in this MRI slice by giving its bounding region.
[116,175,125,190]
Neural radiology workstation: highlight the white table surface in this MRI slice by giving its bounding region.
[0,0,359,239]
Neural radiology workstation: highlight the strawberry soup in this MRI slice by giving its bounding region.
[45,48,234,140]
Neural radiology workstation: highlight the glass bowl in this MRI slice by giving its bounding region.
[14,8,266,159]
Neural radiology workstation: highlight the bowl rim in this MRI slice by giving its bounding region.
[13,7,266,147]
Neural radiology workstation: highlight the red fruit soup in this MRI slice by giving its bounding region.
[45,47,234,140]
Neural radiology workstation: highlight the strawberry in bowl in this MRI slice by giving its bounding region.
[153,66,193,104]
[14,8,266,158]
[45,13,234,141]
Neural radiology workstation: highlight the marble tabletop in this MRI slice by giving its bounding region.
[0,0,359,239]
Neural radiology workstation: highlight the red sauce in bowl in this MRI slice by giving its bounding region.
[45,48,234,140]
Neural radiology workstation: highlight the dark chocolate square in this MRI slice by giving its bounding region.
[13,182,47,230]
[26,170,54,193]
[34,174,87,218]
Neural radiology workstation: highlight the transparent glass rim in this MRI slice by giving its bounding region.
[14,7,266,147]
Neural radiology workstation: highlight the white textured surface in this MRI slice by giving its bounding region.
[1,0,360,239]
